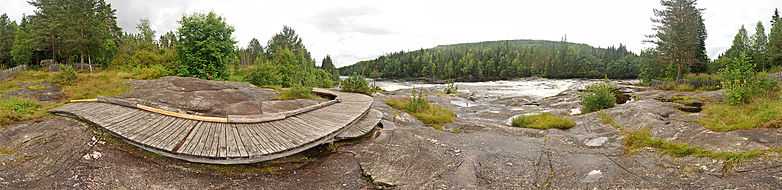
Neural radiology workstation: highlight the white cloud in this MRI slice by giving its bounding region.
[1,0,780,67]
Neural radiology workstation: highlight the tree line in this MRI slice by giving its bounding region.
[0,0,339,87]
[340,39,640,81]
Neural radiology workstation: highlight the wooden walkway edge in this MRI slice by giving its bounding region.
[50,89,379,164]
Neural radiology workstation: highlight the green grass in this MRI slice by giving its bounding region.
[511,113,576,130]
[385,95,455,129]
[0,97,45,126]
[698,97,782,132]
[596,113,776,173]
[62,71,132,100]
[623,127,765,172]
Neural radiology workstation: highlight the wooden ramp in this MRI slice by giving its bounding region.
[50,89,379,164]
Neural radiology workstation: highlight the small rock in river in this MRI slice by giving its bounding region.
[584,137,609,147]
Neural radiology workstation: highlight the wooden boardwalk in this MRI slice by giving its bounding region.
[51,89,379,164]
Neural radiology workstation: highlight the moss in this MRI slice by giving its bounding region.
[511,113,575,130]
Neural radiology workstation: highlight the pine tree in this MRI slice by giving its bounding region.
[750,22,768,69]
[266,26,312,65]
[769,9,782,67]
[648,0,708,79]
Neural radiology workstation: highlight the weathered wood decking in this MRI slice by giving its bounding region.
[50,89,379,164]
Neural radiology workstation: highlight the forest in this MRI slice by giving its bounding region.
[339,40,640,81]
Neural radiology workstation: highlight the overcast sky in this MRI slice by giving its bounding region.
[2,0,780,67]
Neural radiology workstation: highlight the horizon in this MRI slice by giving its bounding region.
[2,0,780,67]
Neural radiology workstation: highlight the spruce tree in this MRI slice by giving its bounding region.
[769,9,782,67]
[321,55,339,81]
[725,25,751,59]
[750,22,768,69]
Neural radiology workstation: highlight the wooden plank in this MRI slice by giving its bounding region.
[142,118,185,150]
[136,116,178,143]
[245,124,274,155]
[178,120,206,155]
[199,122,219,157]
[154,119,191,151]
[204,122,220,157]
[115,112,158,136]
[123,115,168,141]
[161,119,195,151]
[225,124,240,158]
[248,123,282,153]
[233,124,255,157]
[100,109,140,127]
[186,121,210,156]
[288,116,330,134]
[277,119,316,142]
[104,112,148,133]
[235,124,263,156]
[260,122,297,148]
[217,123,228,158]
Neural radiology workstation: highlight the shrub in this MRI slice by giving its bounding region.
[718,54,777,105]
[53,64,77,85]
[245,62,335,88]
[176,12,235,80]
[277,85,318,100]
[340,74,372,94]
[580,82,617,113]
[511,113,575,129]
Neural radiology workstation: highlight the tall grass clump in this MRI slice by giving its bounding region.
[580,82,617,113]
[511,113,575,130]
[385,89,455,129]
[277,85,319,100]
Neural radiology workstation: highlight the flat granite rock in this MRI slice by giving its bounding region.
[119,76,322,116]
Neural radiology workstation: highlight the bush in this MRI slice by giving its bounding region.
[511,113,575,129]
[53,64,77,85]
[580,82,617,113]
[176,12,235,80]
[340,74,372,94]
[720,54,777,105]
[245,62,335,88]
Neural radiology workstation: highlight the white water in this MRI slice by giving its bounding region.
[373,78,580,99]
